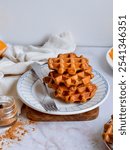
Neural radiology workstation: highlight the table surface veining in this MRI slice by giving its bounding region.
[0,46,113,150]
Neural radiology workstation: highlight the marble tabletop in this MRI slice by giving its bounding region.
[0,46,113,150]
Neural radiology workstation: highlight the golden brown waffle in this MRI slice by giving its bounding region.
[102,116,113,144]
[44,53,97,103]
[44,68,94,88]
[54,83,97,103]
[44,76,58,90]
[48,53,90,75]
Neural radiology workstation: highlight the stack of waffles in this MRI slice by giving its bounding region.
[102,116,113,144]
[44,53,97,103]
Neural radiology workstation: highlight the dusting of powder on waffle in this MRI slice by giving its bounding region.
[44,53,97,103]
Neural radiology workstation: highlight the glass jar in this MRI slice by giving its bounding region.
[0,96,17,127]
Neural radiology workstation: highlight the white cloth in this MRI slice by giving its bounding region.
[0,32,76,114]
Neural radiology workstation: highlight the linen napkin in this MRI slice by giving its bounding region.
[0,32,76,114]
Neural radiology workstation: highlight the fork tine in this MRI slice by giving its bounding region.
[51,104,57,111]
[48,103,57,111]
[41,95,58,111]
[44,107,48,111]
[42,102,54,111]
[53,103,58,109]
[44,105,50,111]
[52,104,58,111]
[45,103,57,111]
[41,103,48,111]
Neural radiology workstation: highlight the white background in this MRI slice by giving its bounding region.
[0,0,113,46]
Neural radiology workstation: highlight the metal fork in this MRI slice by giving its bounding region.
[30,62,58,111]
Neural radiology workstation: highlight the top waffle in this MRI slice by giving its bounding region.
[102,116,113,144]
[48,53,90,75]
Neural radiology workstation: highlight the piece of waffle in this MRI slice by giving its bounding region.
[44,68,94,88]
[54,83,97,103]
[102,116,113,144]
[48,53,90,75]
[44,76,58,90]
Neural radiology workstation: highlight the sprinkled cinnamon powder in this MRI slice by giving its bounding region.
[0,119,36,150]
[1,122,27,140]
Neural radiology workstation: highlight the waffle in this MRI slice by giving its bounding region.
[102,116,113,144]
[55,83,97,103]
[44,76,58,90]
[48,53,90,75]
[44,68,94,88]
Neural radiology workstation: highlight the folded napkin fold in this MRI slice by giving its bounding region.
[0,32,76,115]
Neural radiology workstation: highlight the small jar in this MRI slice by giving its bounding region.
[0,96,17,127]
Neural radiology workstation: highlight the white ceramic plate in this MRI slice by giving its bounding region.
[17,65,109,115]
[106,47,113,69]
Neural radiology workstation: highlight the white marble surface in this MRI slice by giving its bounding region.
[0,47,113,150]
